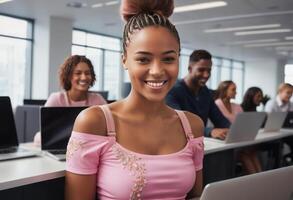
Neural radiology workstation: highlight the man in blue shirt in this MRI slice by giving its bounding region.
[166,49,230,138]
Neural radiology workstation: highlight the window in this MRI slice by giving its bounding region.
[285,64,293,85]
[179,48,193,78]
[0,15,33,106]
[72,29,121,100]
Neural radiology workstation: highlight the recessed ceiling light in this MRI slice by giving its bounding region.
[285,36,293,40]
[92,3,103,8]
[174,1,227,13]
[66,2,87,8]
[105,1,119,6]
[204,24,281,33]
[0,0,13,4]
[235,29,291,36]
[226,39,279,45]
[244,42,293,47]
[276,46,293,51]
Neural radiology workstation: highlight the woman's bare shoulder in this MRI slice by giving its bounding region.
[183,111,204,138]
[73,106,107,136]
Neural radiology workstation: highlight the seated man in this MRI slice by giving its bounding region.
[166,49,230,139]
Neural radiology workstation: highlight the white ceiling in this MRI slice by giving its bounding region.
[1,0,293,61]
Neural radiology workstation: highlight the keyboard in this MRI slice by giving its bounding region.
[0,147,18,154]
[48,149,66,154]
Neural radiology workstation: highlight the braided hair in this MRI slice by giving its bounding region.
[120,0,180,54]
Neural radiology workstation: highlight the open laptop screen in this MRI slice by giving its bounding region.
[41,107,87,150]
[283,111,293,128]
[0,96,18,148]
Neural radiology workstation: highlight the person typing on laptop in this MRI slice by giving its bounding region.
[265,83,293,165]
[166,49,230,139]
[215,81,262,174]
[33,55,107,146]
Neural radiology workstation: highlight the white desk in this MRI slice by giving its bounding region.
[0,130,292,196]
[204,129,293,154]
[0,156,65,191]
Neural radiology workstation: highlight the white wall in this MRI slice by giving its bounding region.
[244,59,278,98]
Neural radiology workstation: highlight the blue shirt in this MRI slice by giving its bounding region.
[166,79,230,137]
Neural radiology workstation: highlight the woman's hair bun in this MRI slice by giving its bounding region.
[120,0,174,22]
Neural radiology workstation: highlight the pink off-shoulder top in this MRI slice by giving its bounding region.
[66,105,204,200]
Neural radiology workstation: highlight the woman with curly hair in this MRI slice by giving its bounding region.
[45,55,106,106]
[33,55,106,146]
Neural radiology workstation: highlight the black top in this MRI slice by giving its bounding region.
[166,79,230,137]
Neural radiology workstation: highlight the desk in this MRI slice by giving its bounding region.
[0,130,292,199]
[0,145,65,200]
[203,129,293,184]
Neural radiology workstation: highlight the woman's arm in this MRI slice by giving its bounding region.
[184,111,204,198]
[65,106,107,200]
[65,172,96,200]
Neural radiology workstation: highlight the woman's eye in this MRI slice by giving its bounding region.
[162,57,175,63]
[136,57,150,64]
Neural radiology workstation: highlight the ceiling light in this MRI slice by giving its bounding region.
[91,3,103,8]
[66,2,87,8]
[244,42,293,47]
[285,36,293,40]
[276,46,293,51]
[0,0,13,4]
[235,29,291,36]
[204,24,281,33]
[226,39,279,45]
[105,1,119,6]
[174,1,227,13]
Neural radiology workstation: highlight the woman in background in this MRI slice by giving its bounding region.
[214,80,243,122]
[65,0,204,199]
[34,55,106,146]
[241,87,263,112]
[45,55,106,107]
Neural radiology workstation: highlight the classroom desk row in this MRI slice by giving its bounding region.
[1,129,293,199]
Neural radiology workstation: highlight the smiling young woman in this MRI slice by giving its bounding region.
[65,1,204,200]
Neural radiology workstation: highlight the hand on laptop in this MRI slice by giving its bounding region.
[211,128,228,140]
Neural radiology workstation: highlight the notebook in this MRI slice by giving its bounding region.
[283,111,293,129]
[0,96,37,161]
[212,112,266,144]
[261,112,287,132]
[40,106,87,161]
[200,166,293,200]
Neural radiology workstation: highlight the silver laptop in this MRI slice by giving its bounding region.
[213,112,266,143]
[0,96,37,161]
[40,106,87,161]
[262,112,288,132]
[200,166,293,200]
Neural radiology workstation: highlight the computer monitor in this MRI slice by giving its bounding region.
[23,99,47,105]
[89,91,109,100]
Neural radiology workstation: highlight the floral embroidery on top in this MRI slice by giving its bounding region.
[111,144,146,200]
[66,138,84,160]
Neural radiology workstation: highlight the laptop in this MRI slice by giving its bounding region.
[23,99,47,105]
[212,112,266,144]
[200,166,293,200]
[283,111,293,129]
[0,96,37,161]
[261,112,288,132]
[40,106,87,161]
